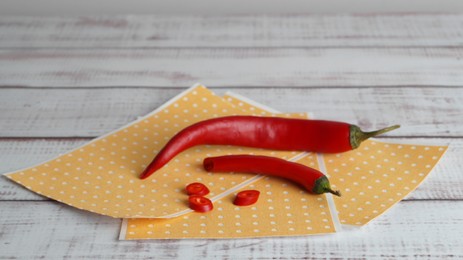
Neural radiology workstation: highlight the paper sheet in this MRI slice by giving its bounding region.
[325,140,447,225]
[5,85,303,218]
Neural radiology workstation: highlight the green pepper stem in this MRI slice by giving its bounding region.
[350,124,400,149]
[326,188,341,197]
[313,176,341,196]
[361,125,401,141]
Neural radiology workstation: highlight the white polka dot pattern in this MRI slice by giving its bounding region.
[6,85,303,218]
[324,140,447,225]
[125,155,336,239]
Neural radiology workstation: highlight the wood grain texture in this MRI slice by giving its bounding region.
[1,14,463,48]
[1,14,462,259]
[0,200,462,259]
[1,48,463,87]
[0,137,458,201]
[0,139,85,201]
[0,87,461,137]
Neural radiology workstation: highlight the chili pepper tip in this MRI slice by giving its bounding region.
[139,168,151,179]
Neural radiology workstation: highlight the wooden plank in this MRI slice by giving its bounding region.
[1,137,459,201]
[0,87,461,137]
[0,88,176,137]
[1,48,463,87]
[0,200,462,258]
[1,14,463,48]
[0,48,463,87]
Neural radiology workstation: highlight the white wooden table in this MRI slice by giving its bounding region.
[1,14,462,259]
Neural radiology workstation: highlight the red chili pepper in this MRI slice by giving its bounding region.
[185,182,210,196]
[188,195,213,213]
[203,155,341,196]
[140,116,399,179]
[234,190,260,206]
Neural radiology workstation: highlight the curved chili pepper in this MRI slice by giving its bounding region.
[203,154,341,196]
[140,116,399,179]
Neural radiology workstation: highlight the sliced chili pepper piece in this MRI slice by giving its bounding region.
[203,155,341,196]
[188,195,213,213]
[140,115,399,179]
[234,190,260,206]
[185,182,210,196]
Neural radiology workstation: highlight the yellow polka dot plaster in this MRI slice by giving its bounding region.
[124,154,336,239]
[121,92,337,239]
[4,84,303,218]
[324,140,447,225]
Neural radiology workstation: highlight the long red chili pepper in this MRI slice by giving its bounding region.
[140,116,399,179]
[203,155,341,196]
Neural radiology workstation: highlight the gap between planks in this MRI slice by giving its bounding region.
[1,85,463,89]
[2,45,463,50]
[0,136,461,140]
